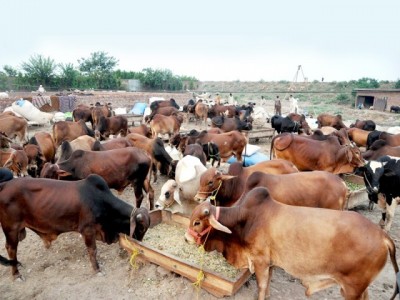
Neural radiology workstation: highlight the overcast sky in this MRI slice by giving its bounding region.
[1,0,399,82]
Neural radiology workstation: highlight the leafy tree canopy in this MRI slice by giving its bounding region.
[78,51,118,75]
[356,77,380,89]
[21,54,57,86]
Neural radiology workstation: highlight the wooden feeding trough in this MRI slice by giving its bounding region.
[342,174,369,209]
[243,127,275,143]
[119,210,251,298]
[120,113,144,126]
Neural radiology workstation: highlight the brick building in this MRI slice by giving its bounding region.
[354,89,400,111]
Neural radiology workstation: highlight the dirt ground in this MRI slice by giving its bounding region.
[1,101,400,300]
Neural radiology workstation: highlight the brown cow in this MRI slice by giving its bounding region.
[317,113,347,130]
[41,147,154,209]
[208,104,236,118]
[378,132,400,147]
[347,127,370,148]
[149,98,180,112]
[0,149,29,177]
[0,131,12,148]
[0,116,28,143]
[72,104,93,126]
[186,130,247,163]
[195,160,299,206]
[150,113,184,139]
[126,133,173,181]
[239,170,348,210]
[350,119,376,131]
[145,106,180,123]
[170,133,221,167]
[128,124,152,138]
[24,132,56,177]
[91,103,112,129]
[194,101,209,128]
[55,135,96,163]
[95,115,128,140]
[317,126,338,135]
[92,137,133,151]
[271,131,364,174]
[184,188,399,300]
[182,144,207,166]
[0,111,17,118]
[363,140,400,161]
[52,119,95,147]
[0,168,150,279]
[211,116,252,132]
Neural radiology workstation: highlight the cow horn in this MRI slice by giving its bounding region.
[209,214,232,234]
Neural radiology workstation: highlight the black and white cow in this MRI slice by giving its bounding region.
[359,155,400,231]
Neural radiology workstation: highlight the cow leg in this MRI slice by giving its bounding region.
[133,180,145,209]
[340,286,368,300]
[377,194,387,228]
[143,177,155,210]
[384,196,398,232]
[152,163,158,183]
[3,228,22,279]
[254,261,271,300]
[81,228,100,273]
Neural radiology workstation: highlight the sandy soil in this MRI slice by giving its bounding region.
[1,102,400,300]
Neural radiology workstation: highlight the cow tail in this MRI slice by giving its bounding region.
[385,235,400,300]
[270,136,276,160]
[0,255,21,267]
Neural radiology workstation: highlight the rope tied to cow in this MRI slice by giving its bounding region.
[192,206,220,296]
[196,180,222,205]
[124,235,140,270]
[192,245,205,294]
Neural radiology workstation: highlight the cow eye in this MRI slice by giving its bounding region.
[208,181,213,186]
[165,191,170,198]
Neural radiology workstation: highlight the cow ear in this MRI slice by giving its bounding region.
[221,174,236,181]
[209,214,232,234]
[56,169,72,177]
[174,189,182,206]
[384,168,397,177]
[346,147,353,163]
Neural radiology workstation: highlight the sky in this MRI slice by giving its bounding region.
[1,0,399,82]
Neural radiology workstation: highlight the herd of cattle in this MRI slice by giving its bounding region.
[1,97,400,299]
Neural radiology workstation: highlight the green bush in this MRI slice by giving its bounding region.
[395,80,400,89]
[336,93,351,104]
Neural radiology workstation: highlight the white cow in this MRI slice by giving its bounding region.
[11,99,54,125]
[252,106,272,125]
[155,155,207,215]
[0,92,9,99]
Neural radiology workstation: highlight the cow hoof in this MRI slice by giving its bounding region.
[15,275,25,282]
[96,271,105,277]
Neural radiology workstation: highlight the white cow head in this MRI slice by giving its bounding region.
[155,179,182,214]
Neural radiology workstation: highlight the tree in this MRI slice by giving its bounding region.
[356,77,380,89]
[141,68,183,90]
[395,80,400,89]
[3,65,18,77]
[59,63,80,89]
[21,54,57,87]
[78,51,119,89]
